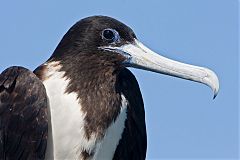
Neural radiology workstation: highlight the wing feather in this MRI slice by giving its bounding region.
[113,68,147,160]
[0,66,48,160]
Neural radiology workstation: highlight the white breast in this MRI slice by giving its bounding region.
[44,70,96,160]
[43,62,128,160]
[93,95,127,160]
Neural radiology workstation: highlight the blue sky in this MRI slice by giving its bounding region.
[0,0,238,159]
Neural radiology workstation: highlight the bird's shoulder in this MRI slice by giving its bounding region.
[0,66,48,160]
[114,68,147,160]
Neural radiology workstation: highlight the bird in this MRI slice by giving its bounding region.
[0,16,219,160]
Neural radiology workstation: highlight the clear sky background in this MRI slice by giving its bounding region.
[0,0,238,159]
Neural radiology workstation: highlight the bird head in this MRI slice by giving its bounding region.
[50,16,219,98]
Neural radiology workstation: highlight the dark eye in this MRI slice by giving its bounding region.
[102,28,119,43]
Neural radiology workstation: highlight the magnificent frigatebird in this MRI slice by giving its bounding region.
[0,16,219,160]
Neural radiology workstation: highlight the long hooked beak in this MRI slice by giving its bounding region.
[101,39,219,99]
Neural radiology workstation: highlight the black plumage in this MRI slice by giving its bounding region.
[0,67,48,160]
[0,16,147,159]
[113,69,146,160]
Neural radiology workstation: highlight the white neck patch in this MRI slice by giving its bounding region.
[93,94,128,160]
[43,61,128,160]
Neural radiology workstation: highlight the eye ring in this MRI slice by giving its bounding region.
[101,28,120,43]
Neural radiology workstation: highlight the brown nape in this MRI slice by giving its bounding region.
[34,65,47,81]
[80,150,94,160]
[59,52,125,139]
[34,61,61,81]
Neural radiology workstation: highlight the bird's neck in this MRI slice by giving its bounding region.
[61,60,123,138]
[34,60,127,159]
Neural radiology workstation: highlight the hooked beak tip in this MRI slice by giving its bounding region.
[213,93,217,100]
[213,87,219,99]
[202,68,219,99]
